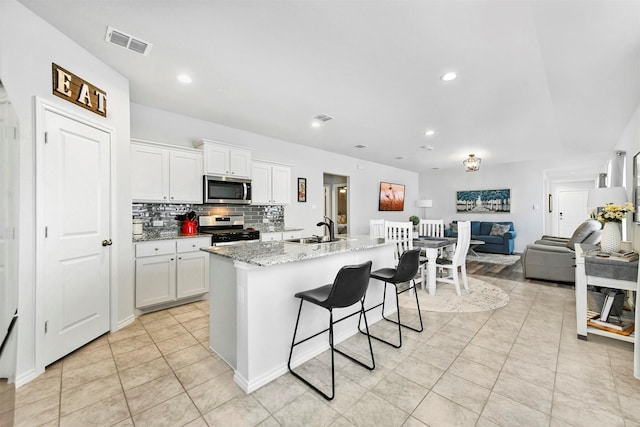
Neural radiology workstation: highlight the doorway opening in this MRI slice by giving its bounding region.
[322,173,349,235]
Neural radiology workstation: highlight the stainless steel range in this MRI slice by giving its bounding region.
[198,215,260,245]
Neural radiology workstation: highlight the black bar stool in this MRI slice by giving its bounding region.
[359,248,423,348]
[287,261,374,401]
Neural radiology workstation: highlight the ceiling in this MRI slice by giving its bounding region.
[18,0,640,173]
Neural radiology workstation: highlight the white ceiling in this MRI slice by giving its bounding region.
[18,0,640,173]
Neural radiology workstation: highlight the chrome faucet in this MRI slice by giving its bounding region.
[316,216,335,242]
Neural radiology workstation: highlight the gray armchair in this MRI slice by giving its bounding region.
[521,219,602,283]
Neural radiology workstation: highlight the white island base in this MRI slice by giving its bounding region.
[208,242,394,393]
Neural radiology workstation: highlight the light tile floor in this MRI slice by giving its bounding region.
[6,275,640,427]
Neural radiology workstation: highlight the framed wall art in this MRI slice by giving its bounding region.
[298,177,307,202]
[456,189,510,213]
[379,182,405,211]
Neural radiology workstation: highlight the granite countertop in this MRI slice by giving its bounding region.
[133,232,211,242]
[248,225,304,233]
[202,235,387,267]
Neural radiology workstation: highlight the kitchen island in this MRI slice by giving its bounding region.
[202,236,394,393]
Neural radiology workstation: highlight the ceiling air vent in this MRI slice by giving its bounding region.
[105,26,152,56]
[313,113,334,122]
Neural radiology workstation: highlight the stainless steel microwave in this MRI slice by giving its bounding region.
[203,175,252,204]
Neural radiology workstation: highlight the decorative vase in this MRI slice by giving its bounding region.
[601,221,622,253]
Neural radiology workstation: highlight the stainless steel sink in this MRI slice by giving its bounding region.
[284,236,353,245]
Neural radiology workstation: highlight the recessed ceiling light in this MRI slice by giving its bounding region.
[394,156,405,160]
[425,130,435,136]
[441,72,457,81]
[354,144,367,149]
[311,120,321,128]
[177,74,192,84]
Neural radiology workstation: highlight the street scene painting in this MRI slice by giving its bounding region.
[456,189,511,213]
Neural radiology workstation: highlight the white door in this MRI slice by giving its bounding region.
[42,109,111,366]
[558,190,589,237]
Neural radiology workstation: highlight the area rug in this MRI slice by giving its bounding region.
[398,277,509,313]
[466,252,521,265]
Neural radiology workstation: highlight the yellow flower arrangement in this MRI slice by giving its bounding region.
[596,202,635,223]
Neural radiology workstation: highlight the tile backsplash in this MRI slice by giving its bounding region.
[132,203,284,234]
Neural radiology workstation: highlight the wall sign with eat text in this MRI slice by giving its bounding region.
[52,63,107,117]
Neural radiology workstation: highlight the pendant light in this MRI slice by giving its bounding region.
[463,154,481,172]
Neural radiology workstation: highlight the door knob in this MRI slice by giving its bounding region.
[101,239,113,246]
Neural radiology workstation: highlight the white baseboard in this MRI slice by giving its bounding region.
[116,314,135,331]
[15,367,43,388]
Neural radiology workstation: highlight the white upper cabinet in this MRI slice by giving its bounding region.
[193,139,251,178]
[251,160,291,205]
[131,139,203,204]
[169,150,203,203]
[251,162,271,204]
[131,144,169,201]
[271,165,291,204]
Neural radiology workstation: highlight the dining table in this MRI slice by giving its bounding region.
[413,236,458,295]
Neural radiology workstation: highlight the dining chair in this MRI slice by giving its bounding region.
[384,221,414,262]
[369,219,385,239]
[418,219,445,238]
[435,220,471,295]
[418,218,446,258]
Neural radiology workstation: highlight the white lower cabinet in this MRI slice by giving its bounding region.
[260,232,282,242]
[136,254,176,308]
[135,237,210,309]
[260,230,302,242]
[176,240,209,298]
[282,231,302,240]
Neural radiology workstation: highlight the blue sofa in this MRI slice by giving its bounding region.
[445,221,516,254]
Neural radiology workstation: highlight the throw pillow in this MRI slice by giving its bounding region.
[490,223,511,236]
[450,222,458,234]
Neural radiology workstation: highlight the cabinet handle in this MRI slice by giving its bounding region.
[101,239,113,247]
[163,196,167,199]
[171,196,174,199]
[171,258,175,261]
[155,248,159,251]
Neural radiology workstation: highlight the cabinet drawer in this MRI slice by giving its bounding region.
[136,240,175,257]
[282,231,302,240]
[176,237,211,253]
[261,232,282,242]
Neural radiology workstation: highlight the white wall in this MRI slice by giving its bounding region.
[613,102,640,249]
[130,104,419,236]
[0,0,133,384]
[418,161,547,253]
